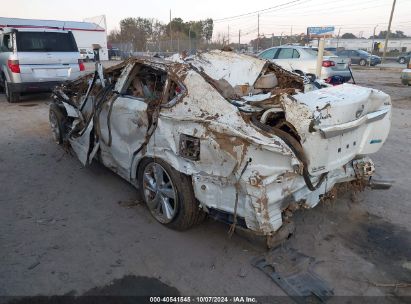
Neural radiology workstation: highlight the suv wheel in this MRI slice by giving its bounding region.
[359,59,367,66]
[399,57,406,64]
[138,158,204,230]
[4,80,20,103]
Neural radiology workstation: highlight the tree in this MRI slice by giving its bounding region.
[108,16,214,52]
[341,33,357,39]
[371,30,409,39]
[202,19,214,42]
[119,17,152,51]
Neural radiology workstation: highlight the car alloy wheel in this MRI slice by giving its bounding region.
[143,162,178,224]
[399,58,405,64]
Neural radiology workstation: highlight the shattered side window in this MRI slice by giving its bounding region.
[161,79,185,108]
[124,65,167,101]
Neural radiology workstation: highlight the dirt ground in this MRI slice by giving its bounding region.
[0,66,410,301]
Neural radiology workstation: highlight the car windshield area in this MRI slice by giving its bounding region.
[16,31,78,52]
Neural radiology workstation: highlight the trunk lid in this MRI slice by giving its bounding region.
[324,55,350,71]
[284,84,391,175]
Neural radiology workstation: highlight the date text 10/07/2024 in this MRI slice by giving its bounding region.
[149,297,257,303]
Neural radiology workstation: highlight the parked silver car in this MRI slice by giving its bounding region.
[258,45,352,83]
[0,27,84,102]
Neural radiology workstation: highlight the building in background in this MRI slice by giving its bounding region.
[308,38,411,53]
[0,16,108,60]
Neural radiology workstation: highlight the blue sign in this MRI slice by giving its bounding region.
[307,27,335,36]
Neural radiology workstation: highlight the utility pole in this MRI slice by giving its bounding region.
[279,32,284,46]
[238,29,241,51]
[169,10,172,52]
[189,24,192,51]
[271,33,274,47]
[290,26,293,36]
[227,25,230,45]
[257,13,260,52]
[382,0,397,64]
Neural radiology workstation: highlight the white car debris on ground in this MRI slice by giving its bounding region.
[49,50,392,247]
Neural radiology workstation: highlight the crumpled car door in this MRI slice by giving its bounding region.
[96,62,150,179]
[68,62,136,167]
[97,95,149,178]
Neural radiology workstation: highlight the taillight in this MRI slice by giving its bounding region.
[7,60,20,73]
[322,60,335,68]
[78,59,85,72]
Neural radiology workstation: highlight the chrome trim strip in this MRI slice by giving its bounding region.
[319,108,389,139]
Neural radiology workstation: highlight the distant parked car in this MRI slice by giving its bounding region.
[79,49,94,61]
[397,52,411,64]
[324,47,337,53]
[336,50,381,66]
[108,48,122,60]
[0,27,84,102]
[258,45,352,82]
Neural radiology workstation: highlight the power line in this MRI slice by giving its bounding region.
[214,0,308,22]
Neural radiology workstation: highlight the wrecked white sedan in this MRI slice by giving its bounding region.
[49,50,392,245]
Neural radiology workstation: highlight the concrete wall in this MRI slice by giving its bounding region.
[309,38,411,52]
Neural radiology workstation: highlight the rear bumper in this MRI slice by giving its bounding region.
[7,81,62,93]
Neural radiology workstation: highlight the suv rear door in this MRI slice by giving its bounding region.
[16,31,81,83]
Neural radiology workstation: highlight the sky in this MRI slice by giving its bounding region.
[2,0,411,42]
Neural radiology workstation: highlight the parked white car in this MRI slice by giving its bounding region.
[79,49,94,61]
[49,51,391,247]
[258,45,351,83]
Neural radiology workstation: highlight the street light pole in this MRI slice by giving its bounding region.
[371,24,378,61]
[369,25,378,66]
[382,0,397,64]
[336,27,341,50]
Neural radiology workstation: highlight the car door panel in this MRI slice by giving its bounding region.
[98,95,149,179]
[351,51,360,64]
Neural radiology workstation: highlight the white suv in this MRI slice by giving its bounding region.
[0,28,84,102]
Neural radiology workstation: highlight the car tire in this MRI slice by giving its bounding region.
[49,103,66,145]
[359,59,367,66]
[399,57,405,64]
[138,157,204,230]
[4,80,20,103]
